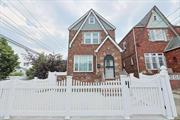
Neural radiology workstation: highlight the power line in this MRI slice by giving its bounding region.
[0,34,40,55]
[16,0,60,47]
[1,1,54,52]
[0,12,53,53]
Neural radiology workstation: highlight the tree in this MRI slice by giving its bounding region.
[26,53,66,79]
[0,37,19,80]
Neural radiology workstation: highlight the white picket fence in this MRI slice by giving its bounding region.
[0,66,177,119]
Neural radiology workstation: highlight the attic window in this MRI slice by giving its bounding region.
[154,16,157,21]
[89,16,95,24]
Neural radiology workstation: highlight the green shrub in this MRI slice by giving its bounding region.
[9,71,24,76]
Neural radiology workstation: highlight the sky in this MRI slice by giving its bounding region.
[0,0,180,63]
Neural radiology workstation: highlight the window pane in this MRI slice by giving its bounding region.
[152,55,158,69]
[145,56,151,69]
[84,33,91,44]
[158,56,164,67]
[93,32,99,44]
[74,55,93,72]
[149,29,166,41]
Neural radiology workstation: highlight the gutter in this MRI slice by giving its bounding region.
[133,28,140,75]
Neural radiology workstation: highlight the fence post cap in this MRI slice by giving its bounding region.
[160,66,167,71]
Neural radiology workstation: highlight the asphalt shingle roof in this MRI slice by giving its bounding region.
[164,36,180,52]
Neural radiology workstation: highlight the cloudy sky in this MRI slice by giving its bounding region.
[0,0,180,61]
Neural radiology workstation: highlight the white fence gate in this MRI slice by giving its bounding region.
[0,66,177,119]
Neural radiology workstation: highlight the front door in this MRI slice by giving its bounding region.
[104,55,115,79]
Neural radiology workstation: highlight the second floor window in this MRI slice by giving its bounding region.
[144,53,166,70]
[84,32,99,44]
[148,29,167,41]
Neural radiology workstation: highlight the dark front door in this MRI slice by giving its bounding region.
[104,55,115,79]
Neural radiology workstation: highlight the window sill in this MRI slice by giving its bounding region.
[149,40,167,42]
[73,71,94,73]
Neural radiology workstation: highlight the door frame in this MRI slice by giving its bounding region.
[104,55,115,79]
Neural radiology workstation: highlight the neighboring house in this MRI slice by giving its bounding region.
[164,36,180,73]
[67,9,122,82]
[118,6,180,77]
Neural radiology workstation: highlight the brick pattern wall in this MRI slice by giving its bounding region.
[165,48,180,73]
[119,27,178,76]
[118,29,139,76]
[67,30,121,82]
[96,40,122,81]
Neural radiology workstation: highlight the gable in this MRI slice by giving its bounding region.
[95,36,122,53]
[147,10,168,28]
[69,9,115,31]
[81,13,103,30]
[69,9,115,48]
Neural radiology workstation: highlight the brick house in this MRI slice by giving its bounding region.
[164,36,180,73]
[67,9,122,82]
[118,6,180,77]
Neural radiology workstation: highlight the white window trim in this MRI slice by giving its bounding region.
[73,55,93,72]
[88,16,95,24]
[148,29,167,41]
[144,53,166,70]
[131,57,134,65]
[83,32,100,44]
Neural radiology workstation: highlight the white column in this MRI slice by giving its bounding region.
[48,71,57,85]
[159,66,177,119]
[65,76,72,120]
[121,75,130,119]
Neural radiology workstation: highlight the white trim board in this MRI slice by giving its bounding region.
[95,35,123,53]
[69,9,112,48]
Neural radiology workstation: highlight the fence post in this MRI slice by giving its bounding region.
[65,76,72,120]
[4,78,16,119]
[48,71,57,85]
[121,75,130,119]
[160,66,177,119]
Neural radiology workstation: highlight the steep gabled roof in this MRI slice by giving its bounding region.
[136,6,172,27]
[95,35,122,53]
[69,9,116,48]
[164,36,180,52]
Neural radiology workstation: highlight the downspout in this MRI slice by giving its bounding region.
[132,28,140,75]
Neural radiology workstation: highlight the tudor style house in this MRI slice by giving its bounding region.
[67,9,122,82]
[119,6,180,77]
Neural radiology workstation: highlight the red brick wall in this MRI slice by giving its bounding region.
[119,27,178,76]
[165,48,180,73]
[119,29,139,76]
[96,40,122,81]
[170,80,180,90]
[67,30,121,81]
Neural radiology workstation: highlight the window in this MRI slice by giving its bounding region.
[148,29,167,41]
[89,16,95,24]
[149,29,167,41]
[84,32,99,44]
[74,55,93,72]
[144,53,166,70]
[154,16,157,21]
